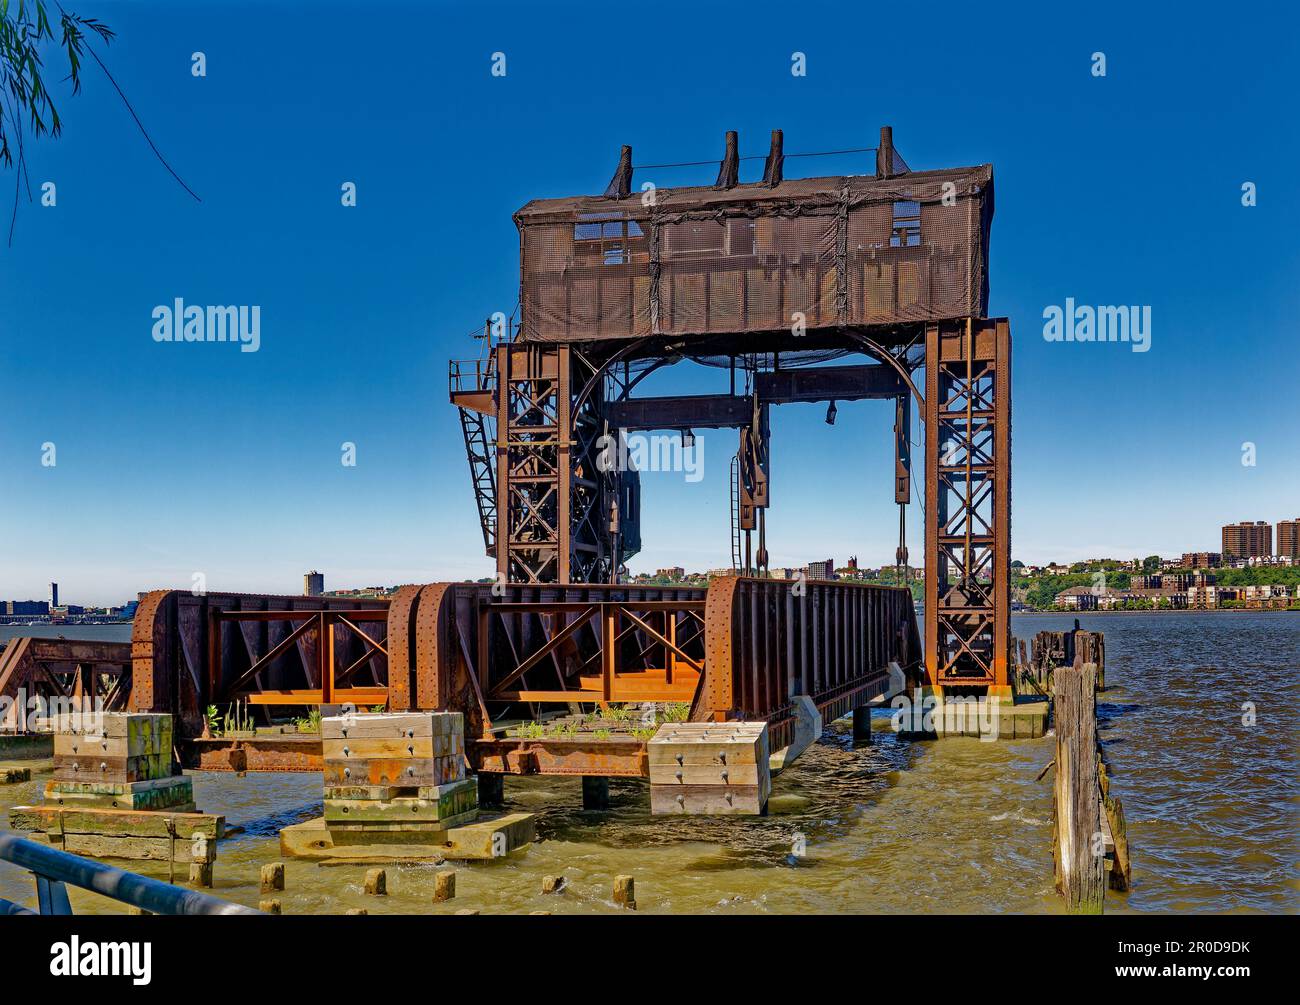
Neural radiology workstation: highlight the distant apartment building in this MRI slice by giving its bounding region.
[1181,551,1221,569]
[1055,586,1098,611]
[1187,585,1220,609]
[806,559,836,581]
[1278,518,1300,560]
[1131,574,1162,590]
[304,571,324,597]
[3,600,50,616]
[845,555,858,571]
[1222,521,1272,560]
[655,567,686,581]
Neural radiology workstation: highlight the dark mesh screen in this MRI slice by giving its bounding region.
[517,165,992,342]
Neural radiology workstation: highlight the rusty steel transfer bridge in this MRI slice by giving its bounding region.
[120,125,1007,774]
[126,578,918,773]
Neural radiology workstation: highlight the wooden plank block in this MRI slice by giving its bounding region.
[650,783,767,815]
[321,712,463,740]
[54,713,172,744]
[36,831,211,864]
[328,808,480,832]
[322,737,436,760]
[54,730,167,759]
[324,779,477,825]
[53,752,172,783]
[44,776,193,811]
[323,785,400,801]
[10,805,223,839]
[323,758,463,787]
[647,762,765,786]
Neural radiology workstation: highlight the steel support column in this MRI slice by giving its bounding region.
[494,343,621,584]
[924,318,1011,688]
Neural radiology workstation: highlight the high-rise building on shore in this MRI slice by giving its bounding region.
[49,582,58,608]
[1278,518,1300,560]
[1222,521,1272,560]
[807,559,836,581]
[304,571,324,597]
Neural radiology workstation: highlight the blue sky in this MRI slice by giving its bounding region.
[1,0,1297,606]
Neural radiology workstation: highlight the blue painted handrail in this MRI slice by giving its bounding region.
[0,832,260,915]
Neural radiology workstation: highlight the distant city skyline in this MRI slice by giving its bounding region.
[2,3,1296,606]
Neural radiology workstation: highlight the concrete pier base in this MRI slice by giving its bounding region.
[891,688,1048,740]
[581,776,609,811]
[279,811,536,863]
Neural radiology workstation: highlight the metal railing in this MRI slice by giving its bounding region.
[0,832,260,915]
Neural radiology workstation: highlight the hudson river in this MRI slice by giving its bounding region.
[2,613,1296,913]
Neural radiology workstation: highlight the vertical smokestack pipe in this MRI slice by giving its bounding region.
[603,145,633,199]
[715,131,739,190]
[762,129,784,187]
[876,126,894,179]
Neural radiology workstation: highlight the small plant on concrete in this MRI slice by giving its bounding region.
[508,721,545,739]
[593,728,612,741]
[222,699,255,737]
[662,703,690,723]
[294,709,322,733]
[629,726,657,742]
[204,704,221,736]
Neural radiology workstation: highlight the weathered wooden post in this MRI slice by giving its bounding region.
[613,874,636,910]
[260,861,285,893]
[541,875,566,894]
[1052,658,1104,914]
[434,869,456,903]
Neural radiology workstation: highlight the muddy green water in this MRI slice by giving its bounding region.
[2,613,1296,914]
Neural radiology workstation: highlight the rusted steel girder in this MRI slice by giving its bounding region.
[0,637,133,727]
[695,576,920,751]
[128,577,921,771]
[924,318,1012,687]
[393,577,919,766]
[129,590,389,732]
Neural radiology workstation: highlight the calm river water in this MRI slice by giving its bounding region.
[2,613,1296,914]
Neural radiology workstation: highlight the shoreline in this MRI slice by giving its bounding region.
[1013,608,1299,616]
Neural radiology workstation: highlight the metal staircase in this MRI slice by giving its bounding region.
[449,354,498,557]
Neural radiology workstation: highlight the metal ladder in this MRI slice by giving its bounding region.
[730,453,742,571]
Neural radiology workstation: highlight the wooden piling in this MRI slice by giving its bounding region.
[541,875,566,894]
[613,874,636,910]
[434,869,456,902]
[188,860,213,889]
[1052,659,1104,914]
[364,868,387,896]
[260,861,285,893]
[259,898,282,914]
[345,908,368,915]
